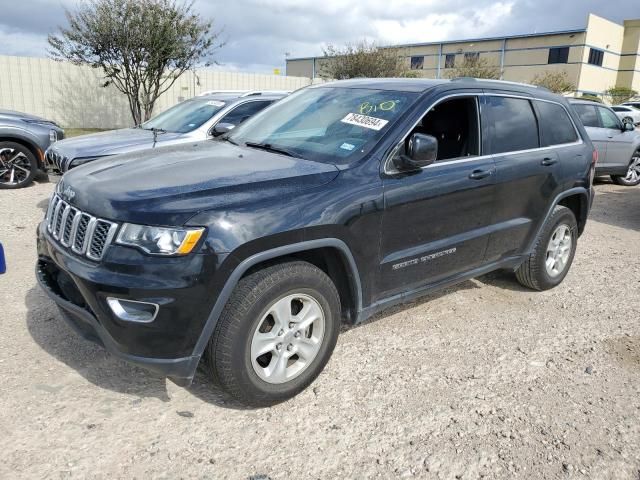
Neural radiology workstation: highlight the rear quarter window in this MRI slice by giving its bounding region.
[536,101,578,146]
[486,96,539,154]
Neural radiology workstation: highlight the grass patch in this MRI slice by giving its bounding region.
[63,128,109,138]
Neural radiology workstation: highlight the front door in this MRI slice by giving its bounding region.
[596,106,637,171]
[377,94,496,300]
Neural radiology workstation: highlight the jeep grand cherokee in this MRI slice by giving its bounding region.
[36,78,595,406]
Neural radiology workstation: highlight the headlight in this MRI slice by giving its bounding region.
[49,130,58,142]
[116,224,205,256]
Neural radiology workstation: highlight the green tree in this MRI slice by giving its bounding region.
[49,0,224,124]
[531,71,576,94]
[320,41,410,80]
[603,86,638,105]
[446,56,501,80]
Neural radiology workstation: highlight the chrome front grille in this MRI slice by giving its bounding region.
[45,194,118,261]
[45,150,69,172]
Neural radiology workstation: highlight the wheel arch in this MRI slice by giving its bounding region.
[525,187,590,255]
[191,239,363,362]
[558,191,589,236]
[0,135,44,169]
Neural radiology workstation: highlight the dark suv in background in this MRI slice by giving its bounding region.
[36,78,594,406]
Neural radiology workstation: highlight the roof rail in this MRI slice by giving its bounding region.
[451,77,551,92]
[198,89,249,96]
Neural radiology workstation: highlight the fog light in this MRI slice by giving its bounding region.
[106,297,159,323]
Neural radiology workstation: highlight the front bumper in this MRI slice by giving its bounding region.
[36,222,229,385]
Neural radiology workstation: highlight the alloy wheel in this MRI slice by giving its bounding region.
[624,153,640,184]
[250,293,325,384]
[0,148,32,187]
[545,224,572,278]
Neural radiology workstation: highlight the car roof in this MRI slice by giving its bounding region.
[312,77,553,96]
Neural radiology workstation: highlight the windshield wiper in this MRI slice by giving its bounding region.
[244,141,301,158]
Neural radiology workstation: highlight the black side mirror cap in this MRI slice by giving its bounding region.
[212,122,236,137]
[393,133,438,171]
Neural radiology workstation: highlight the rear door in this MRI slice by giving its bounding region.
[483,94,565,262]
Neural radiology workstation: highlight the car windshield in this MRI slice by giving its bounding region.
[228,87,419,164]
[141,98,227,133]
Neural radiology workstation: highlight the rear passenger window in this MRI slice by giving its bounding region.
[536,101,578,146]
[487,96,539,154]
[572,104,599,127]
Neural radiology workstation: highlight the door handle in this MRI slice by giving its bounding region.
[541,157,557,166]
[469,168,493,180]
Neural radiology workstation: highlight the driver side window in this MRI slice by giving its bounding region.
[406,96,480,161]
[598,107,621,129]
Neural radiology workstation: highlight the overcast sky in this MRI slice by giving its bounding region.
[0,0,638,74]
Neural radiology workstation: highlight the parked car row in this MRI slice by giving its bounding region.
[0,91,285,188]
[3,78,640,407]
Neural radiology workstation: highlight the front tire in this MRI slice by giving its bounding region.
[515,205,578,291]
[0,142,37,189]
[206,260,341,407]
[611,150,640,186]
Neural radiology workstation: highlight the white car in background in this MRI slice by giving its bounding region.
[611,105,640,125]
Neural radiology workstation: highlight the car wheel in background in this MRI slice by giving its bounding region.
[206,260,341,407]
[611,150,640,186]
[0,142,37,189]
[515,205,578,291]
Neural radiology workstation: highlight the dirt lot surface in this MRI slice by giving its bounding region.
[1,179,639,480]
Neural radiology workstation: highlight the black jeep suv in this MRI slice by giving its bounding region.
[37,79,595,406]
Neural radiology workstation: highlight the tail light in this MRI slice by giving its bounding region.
[592,148,598,166]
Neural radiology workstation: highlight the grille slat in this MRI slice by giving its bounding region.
[45,193,117,261]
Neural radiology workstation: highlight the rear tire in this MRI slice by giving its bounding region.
[611,150,640,186]
[206,260,341,407]
[515,206,578,291]
[0,142,37,189]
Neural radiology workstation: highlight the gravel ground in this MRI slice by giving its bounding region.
[0,178,639,480]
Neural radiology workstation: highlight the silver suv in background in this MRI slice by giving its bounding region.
[0,110,64,189]
[46,91,287,173]
[570,99,640,186]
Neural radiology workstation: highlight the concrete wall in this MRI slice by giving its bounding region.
[0,55,314,129]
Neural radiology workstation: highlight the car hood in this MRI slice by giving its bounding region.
[60,141,340,225]
[51,128,188,158]
[0,109,51,122]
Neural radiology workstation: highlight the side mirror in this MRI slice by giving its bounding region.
[394,133,438,171]
[623,120,635,132]
[212,122,236,137]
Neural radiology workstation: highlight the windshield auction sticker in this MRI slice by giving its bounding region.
[341,113,389,131]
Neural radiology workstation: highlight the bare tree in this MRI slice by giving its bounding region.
[531,71,576,94]
[446,56,501,80]
[49,0,224,124]
[320,41,410,80]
